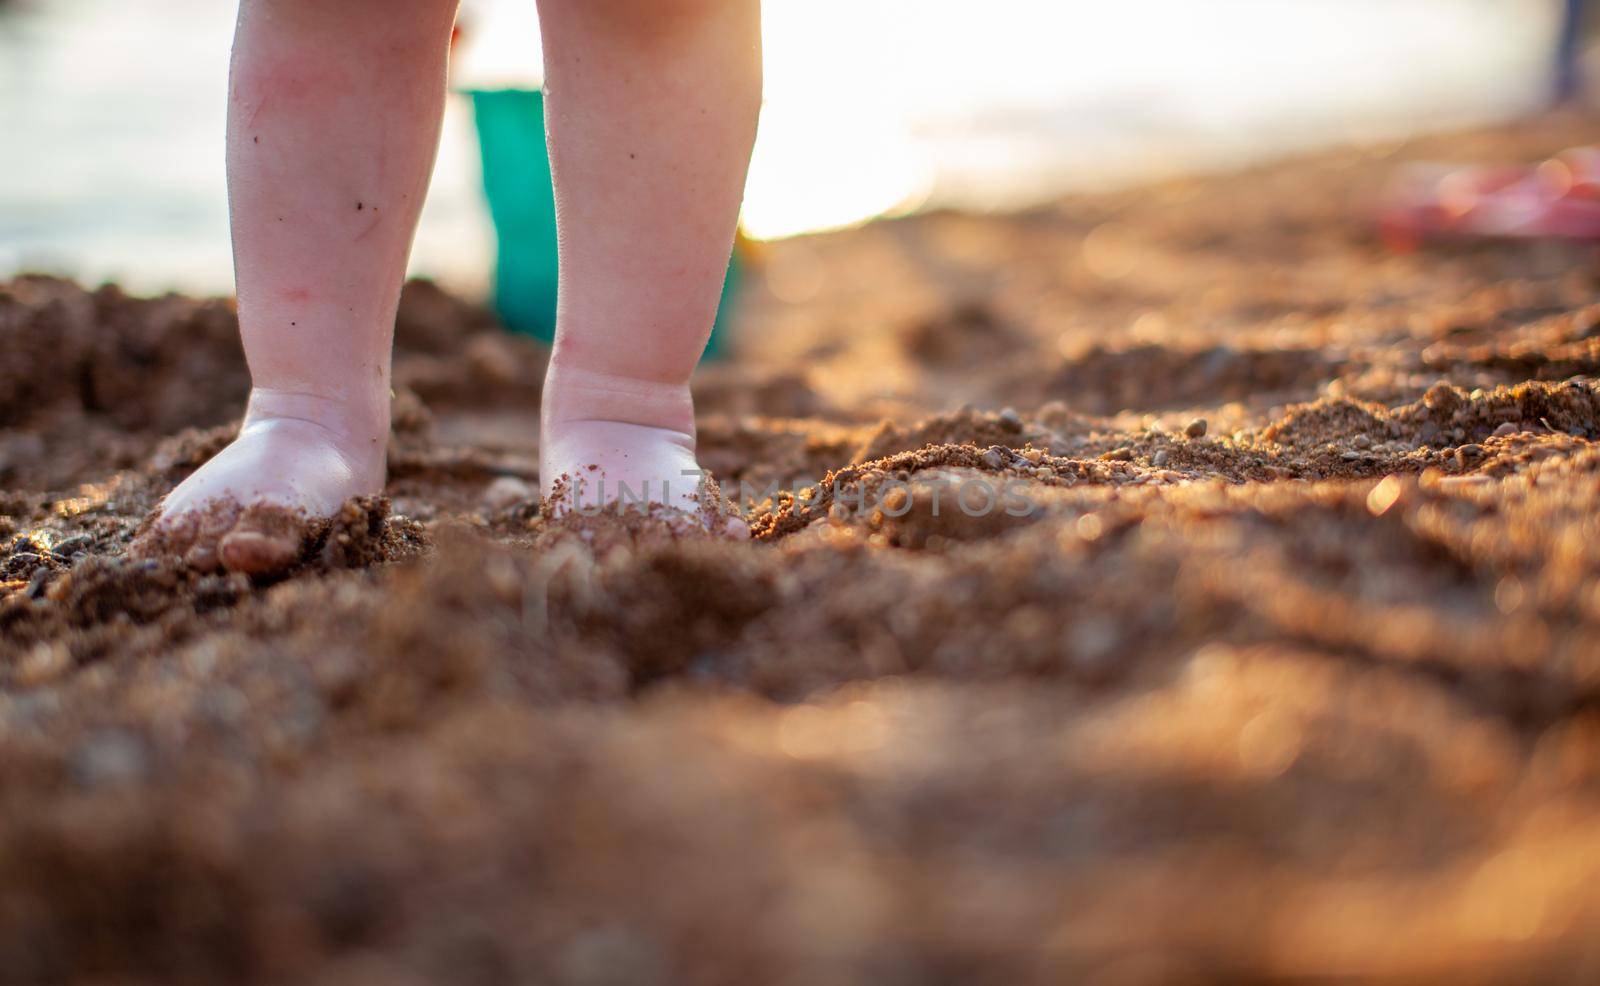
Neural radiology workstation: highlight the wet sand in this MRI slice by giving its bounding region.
[4,116,1600,984]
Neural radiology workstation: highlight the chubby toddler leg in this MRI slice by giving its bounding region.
[140,0,458,574]
[534,0,761,529]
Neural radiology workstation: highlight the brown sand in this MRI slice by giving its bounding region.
[5,116,1600,984]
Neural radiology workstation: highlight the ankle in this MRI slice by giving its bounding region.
[541,362,696,438]
[242,387,390,481]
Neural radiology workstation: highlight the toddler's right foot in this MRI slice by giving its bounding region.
[132,392,387,575]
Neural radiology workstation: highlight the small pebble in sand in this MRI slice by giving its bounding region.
[482,476,535,512]
[1493,422,1518,438]
[980,449,1006,470]
[998,408,1023,431]
[1102,447,1133,462]
[1033,467,1052,481]
[1151,449,1170,469]
[1351,434,1371,449]
[1022,448,1044,464]
[50,534,93,560]
[1366,475,1404,516]
[1184,418,1208,439]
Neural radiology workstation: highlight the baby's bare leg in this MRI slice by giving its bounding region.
[144,0,456,573]
[535,0,760,525]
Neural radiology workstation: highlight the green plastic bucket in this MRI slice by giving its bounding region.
[465,88,738,357]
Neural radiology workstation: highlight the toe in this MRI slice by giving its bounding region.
[217,507,308,576]
[218,528,301,575]
[130,498,232,569]
[216,509,308,576]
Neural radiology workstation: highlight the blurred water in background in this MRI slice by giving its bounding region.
[0,0,1561,295]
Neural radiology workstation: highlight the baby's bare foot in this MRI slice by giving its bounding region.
[541,419,746,536]
[133,393,387,575]
[540,368,745,537]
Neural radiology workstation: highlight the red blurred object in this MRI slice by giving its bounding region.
[1378,146,1600,251]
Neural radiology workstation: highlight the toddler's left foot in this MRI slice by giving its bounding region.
[541,419,746,537]
[540,368,746,537]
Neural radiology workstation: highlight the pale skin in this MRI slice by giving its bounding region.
[143,0,760,573]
